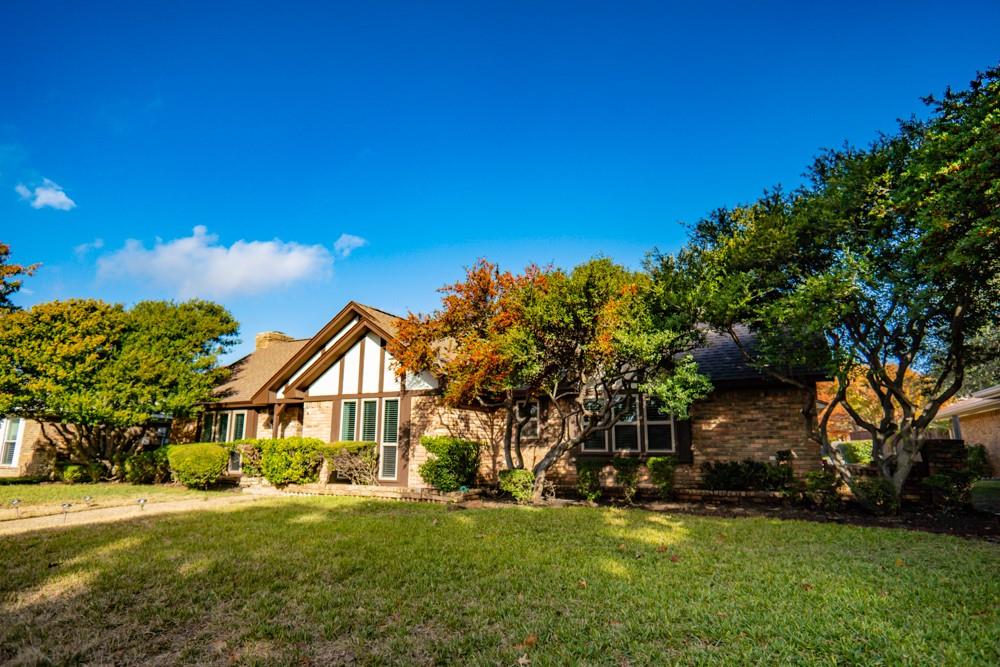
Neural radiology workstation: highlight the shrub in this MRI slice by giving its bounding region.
[167,444,228,489]
[61,463,102,483]
[837,440,873,465]
[802,470,840,510]
[701,458,793,491]
[418,436,481,492]
[970,479,1000,514]
[124,447,171,484]
[258,437,325,486]
[322,441,378,485]
[646,456,677,499]
[852,476,899,514]
[234,441,263,478]
[499,469,535,503]
[611,457,641,504]
[575,459,604,502]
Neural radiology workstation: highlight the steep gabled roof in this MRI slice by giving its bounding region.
[214,338,309,405]
[688,325,827,385]
[250,301,403,404]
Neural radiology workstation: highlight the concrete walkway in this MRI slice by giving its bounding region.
[0,494,263,536]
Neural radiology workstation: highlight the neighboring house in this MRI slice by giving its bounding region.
[939,383,1000,475]
[184,301,826,489]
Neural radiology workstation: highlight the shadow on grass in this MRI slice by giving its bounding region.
[0,497,997,666]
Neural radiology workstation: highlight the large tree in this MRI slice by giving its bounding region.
[0,241,38,312]
[0,298,239,476]
[660,66,1000,503]
[392,258,710,500]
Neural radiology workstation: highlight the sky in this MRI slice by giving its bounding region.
[2,1,998,360]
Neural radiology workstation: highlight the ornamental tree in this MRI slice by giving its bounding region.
[662,66,1000,505]
[0,241,38,312]
[0,298,239,476]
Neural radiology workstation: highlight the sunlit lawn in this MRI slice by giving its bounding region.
[1,496,997,665]
[0,482,236,520]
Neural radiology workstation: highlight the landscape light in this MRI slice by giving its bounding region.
[10,498,20,518]
[137,498,148,510]
[61,503,72,522]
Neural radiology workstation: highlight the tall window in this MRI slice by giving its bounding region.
[340,400,357,440]
[611,395,640,452]
[233,413,246,441]
[380,399,399,480]
[215,413,230,443]
[1,418,21,467]
[644,396,675,453]
[517,400,539,440]
[361,400,378,442]
[201,413,215,442]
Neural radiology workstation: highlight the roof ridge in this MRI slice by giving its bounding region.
[355,302,404,320]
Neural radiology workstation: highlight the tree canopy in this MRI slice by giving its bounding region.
[0,241,38,313]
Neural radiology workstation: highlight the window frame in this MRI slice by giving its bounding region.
[576,394,676,455]
[610,395,641,453]
[360,399,378,442]
[0,417,25,468]
[340,399,358,441]
[379,398,400,481]
[643,397,676,453]
[515,400,540,441]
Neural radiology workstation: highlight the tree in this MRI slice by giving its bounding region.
[0,298,239,476]
[817,364,937,439]
[0,241,38,312]
[663,66,1000,505]
[393,258,710,501]
[950,325,1000,395]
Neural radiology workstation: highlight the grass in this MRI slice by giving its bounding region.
[0,482,236,520]
[1,497,997,665]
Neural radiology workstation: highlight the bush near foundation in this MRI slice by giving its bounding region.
[167,444,228,489]
[418,436,481,492]
[499,469,535,502]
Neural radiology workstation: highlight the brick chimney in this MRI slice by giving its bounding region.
[255,331,293,350]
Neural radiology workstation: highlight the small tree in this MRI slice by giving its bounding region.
[0,298,239,476]
[0,241,38,312]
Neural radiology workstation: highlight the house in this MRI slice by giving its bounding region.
[188,302,825,489]
[938,383,1000,475]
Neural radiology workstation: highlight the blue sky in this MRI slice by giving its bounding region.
[3,1,998,360]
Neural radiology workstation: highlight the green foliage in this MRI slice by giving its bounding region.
[852,476,900,515]
[418,436,481,492]
[167,443,228,489]
[701,459,793,491]
[575,459,604,502]
[836,440,873,465]
[802,470,841,510]
[0,241,37,313]
[921,444,992,506]
[0,298,239,474]
[60,463,102,484]
[123,447,171,484]
[611,457,641,504]
[498,469,535,503]
[646,456,677,499]
[258,437,326,486]
[234,441,263,478]
[970,479,1000,514]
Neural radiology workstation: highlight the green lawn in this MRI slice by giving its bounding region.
[0,482,236,520]
[1,497,997,665]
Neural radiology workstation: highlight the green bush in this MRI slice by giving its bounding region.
[802,470,840,510]
[852,476,899,514]
[61,463,102,483]
[921,444,992,506]
[646,456,677,499]
[258,437,325,486]
[611,458,641,504]
[701,458,793,491]
[837,440,873,465]
[234,440,263,477]
[167,443,229,489]
[970,479,1000,514]
[321,441,379,485]
[124,448,171,484]
[575,459,604,502]
[418,436,481,492]
[498,469,535,502]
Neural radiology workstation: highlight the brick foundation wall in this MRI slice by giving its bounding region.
[958,409,1000,475]
[302,401,333,441]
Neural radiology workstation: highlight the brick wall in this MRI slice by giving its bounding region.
[958,408,1000,475]
[302,401,333,441]
[0,419,54,477]
[407,395,505,487]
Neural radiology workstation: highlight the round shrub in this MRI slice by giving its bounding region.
[646,456,677,499]
[418,436,481,492]
[167,443,228,489]
[575,459,604,502]
[258,437,325,486]
[499,469,535,502]
[61,463,102,484]
[837,440,873,465]
[124,447,171,484]
[611,457,641,504]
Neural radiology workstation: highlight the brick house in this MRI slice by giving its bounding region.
[189,301,824,489]
[939,384,1000,475]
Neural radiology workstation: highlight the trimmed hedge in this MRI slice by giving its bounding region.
[167,443,229,488]
[258,437,326,486]
[837,440,873,465]
[418,436,481,492]
[124,447,171,484]
[575,459,604,502]
[701,459,793,491]
[61,463,102,484]
[646,456,677,499]
[499,469,535,502]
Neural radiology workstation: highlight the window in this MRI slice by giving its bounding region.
[215,413,230,443]
[340,400,357,440]
[361,400,378,442]
[611,395,640,452]
[233,413,246,441]
[201,410,247,443]
[1,418,22,467]
[517,400,539,440]
[201,413,215,442]
[580,415,608,452]
[228,449,242,473]
[380,398,399,480]
[644,396,675,453]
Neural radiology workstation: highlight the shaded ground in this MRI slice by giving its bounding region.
[1,496,997,665]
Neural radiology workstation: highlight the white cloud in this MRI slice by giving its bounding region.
[74,238,104,258]
[334,233,367,258]
[97,226,334,299]
[15,178,76,211]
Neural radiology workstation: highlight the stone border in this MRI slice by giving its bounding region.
[281,483,482,504]
[675,489,787,501]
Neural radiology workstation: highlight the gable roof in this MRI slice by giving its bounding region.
[214,338,309,405]
[689,325,827,385]
[250,301,404,404]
